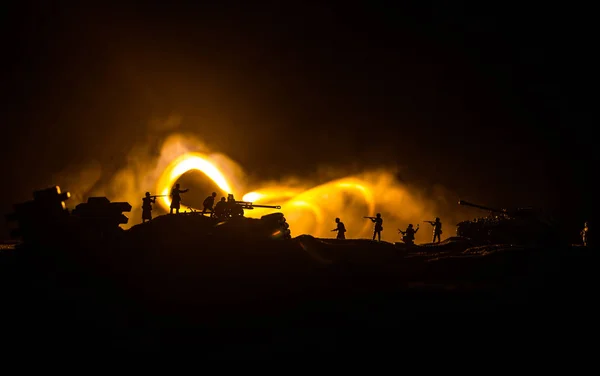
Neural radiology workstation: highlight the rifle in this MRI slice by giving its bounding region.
[363,216,376,220]
[149,195,168,199]
[423,220,435,225]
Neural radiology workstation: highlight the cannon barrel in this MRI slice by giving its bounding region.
[458,200,505,213]
[235,201,282,210]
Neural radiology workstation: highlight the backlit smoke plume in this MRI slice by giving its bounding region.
[57,123,465,243]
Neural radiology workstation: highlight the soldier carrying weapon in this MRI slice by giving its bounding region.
[142,192,167,223]
[424,217,442,243]
[331,217,347,240]
[202,192,217,217]
[364,213,383,241]
[170,183,189,214]
[398,223,419,245]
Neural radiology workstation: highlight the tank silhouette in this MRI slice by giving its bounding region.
[71,197,132,240]
[456,200,559,246]
[6,186,134,246]
[5,186,71,245]
[211,212,291,240]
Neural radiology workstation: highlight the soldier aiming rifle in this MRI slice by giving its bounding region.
[424,217,442,243]
[142,192,167,223]
[364,213,383,241]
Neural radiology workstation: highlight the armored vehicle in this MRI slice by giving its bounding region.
[456,200,560,246]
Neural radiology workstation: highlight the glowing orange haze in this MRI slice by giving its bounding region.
[60,133,463,243]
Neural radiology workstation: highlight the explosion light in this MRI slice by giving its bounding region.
[154,152,379,237]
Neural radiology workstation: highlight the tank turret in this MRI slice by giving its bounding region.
[456,199,559,246]
[5,186,71,245]
[71,197,132,239]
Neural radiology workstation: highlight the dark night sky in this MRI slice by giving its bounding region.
[1,1,596,238]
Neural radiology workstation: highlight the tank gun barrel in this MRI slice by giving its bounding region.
[235,201,281,210]
[458,200,505,213]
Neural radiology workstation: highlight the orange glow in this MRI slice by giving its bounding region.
[154,154,377,236]
[155,152,233,212]
[150,139,452,241]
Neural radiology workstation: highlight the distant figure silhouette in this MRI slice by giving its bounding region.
[425,217,442,243]
[581,221,589,247]
[142,192,156,223]
[213,197,227,219]
[399,223,419,245]
[170,183,189,214]
[202,192,217,217]
[331,217,346,239]
[366,213,383,241]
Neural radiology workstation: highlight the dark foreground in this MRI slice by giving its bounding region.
[1,233,598,353]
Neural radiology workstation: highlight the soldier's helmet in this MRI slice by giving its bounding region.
[145,192,150,196]
[408,224,413,228]
[335,217,340,222]
[435,217,440,221]
[212,192,217,196]
[175,183,180,188]
[376,213,381,217]
[220,197,226,201]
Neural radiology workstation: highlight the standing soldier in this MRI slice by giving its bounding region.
[202,192,217,217]
[398,223,419,245]
[581,221,589,247]
[170,183,189,214]
[425,217,443,243]
[331,217,347,239]
[142,192,156,223]
[365,213,383,241]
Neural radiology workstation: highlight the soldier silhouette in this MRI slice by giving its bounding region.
[142,192,156,223]
[398,223,419,245]
[202,192,217,217]
[226,194,243,217]
[170,183,189,214]
[427,217,442,243]
[581,221,589,247]
[213,197,227,219]
[368,213,383,241]
[331,217,347,239]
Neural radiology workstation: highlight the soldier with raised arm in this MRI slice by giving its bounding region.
[170,183,189,214]
[398,223,419,245]
[331,217,347,239]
